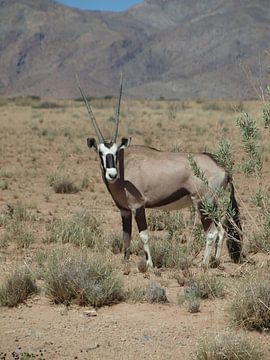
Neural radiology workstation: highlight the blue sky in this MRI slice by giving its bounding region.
[56,1,142,12]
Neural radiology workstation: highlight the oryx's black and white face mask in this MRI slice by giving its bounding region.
[87,137,131,183]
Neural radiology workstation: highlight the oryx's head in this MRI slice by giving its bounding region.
[77,74,131,183]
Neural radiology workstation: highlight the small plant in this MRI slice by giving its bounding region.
[195,330,262,360]
[107,232,123,254]
[191,224,206,255]
[12,202,34,222]
[167,102,178,121]
[150,238,192,269]
[80,175,90,190]
[45,250,124,307]
[187,154,208,185]
[146,282,168,303]
[48,173,80,194]
[127,286,147,302]
[0,179,8,190]
[127,282,168,304]
[33,101,64,109]
[147,209,185,239]
[47,210,103,248]
[202,102,223,111]
[214,139,234,177]
[3,223,35,249]
[0,97,9,106]
[236,112,262,177]
[14,227,35,249]
[229,273,270,331]
[0,268,37,307]
[185,274,225,300]
[184,287,201,313]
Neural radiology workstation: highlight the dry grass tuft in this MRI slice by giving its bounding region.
[195,330,262,360]
[127,282,168,303]
[44,249,124,307]
[47,210,103,248]
[229,273,270,331]
[0,268,37,307]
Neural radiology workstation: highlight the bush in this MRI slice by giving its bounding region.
[32,101,64,109]
[107,232,123,254]
[185,273,225,300]
[0,268,37,307]
[178,274,224,314]
[44,250,124,307]
[150,238,192,269]
[147,210,185,238]
[229,273,270,331]
[146,282,168,303]
[127,282,168,303]
[47,210,103,248]
[195,330,262,360]
[179,274,224,312]
[48,173,80,194]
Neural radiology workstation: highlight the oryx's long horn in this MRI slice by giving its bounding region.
[76,74,104,143]
[111,73,123,143]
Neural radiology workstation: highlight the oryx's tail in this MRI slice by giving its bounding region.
[225,181,243,263]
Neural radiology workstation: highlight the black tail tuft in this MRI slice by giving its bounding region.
[225,182,243,263]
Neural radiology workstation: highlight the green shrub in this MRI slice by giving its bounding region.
[147,210,185,237]
[3,223,35,249]
[146,282,168,303]
[229,273,270,330]
[32,101,64,109]
[107,232,123,254]
[0,268,37,307]
[48,173,80,194]
[47,210,103,248]
[44,250,124,307]
[185,274,224,300]
[150,238,192,269]
[127,282,168,303]
[195,330,262,360]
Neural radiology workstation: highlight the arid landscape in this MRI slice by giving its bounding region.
[0,97,270,359]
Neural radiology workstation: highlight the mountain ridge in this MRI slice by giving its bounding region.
[0,0,269,99]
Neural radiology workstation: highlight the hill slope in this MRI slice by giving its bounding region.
[0,0,269,99]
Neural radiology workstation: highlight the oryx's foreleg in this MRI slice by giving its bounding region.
[135,207,153,268]
[121,209,132,262]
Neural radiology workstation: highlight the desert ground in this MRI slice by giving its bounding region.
[0,97,269,359]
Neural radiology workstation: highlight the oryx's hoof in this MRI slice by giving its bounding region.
[209,256,220,268]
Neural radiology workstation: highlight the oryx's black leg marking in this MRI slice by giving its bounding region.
[134,207,153,267]
[121,209,132,261]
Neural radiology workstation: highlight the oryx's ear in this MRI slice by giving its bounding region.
[87,137,97,151]
[119,137,131,149]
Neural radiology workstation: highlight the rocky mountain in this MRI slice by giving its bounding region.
[0,0,269,99]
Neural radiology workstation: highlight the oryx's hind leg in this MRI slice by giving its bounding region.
[135,207,153,268]
[121,209,132,262]
[203,222,219,267]
[196,199,224,267]
[214,222,225,264]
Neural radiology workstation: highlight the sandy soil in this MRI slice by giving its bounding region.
[0,99,269,359]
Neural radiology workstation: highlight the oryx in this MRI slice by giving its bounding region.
[77,76,242,268]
